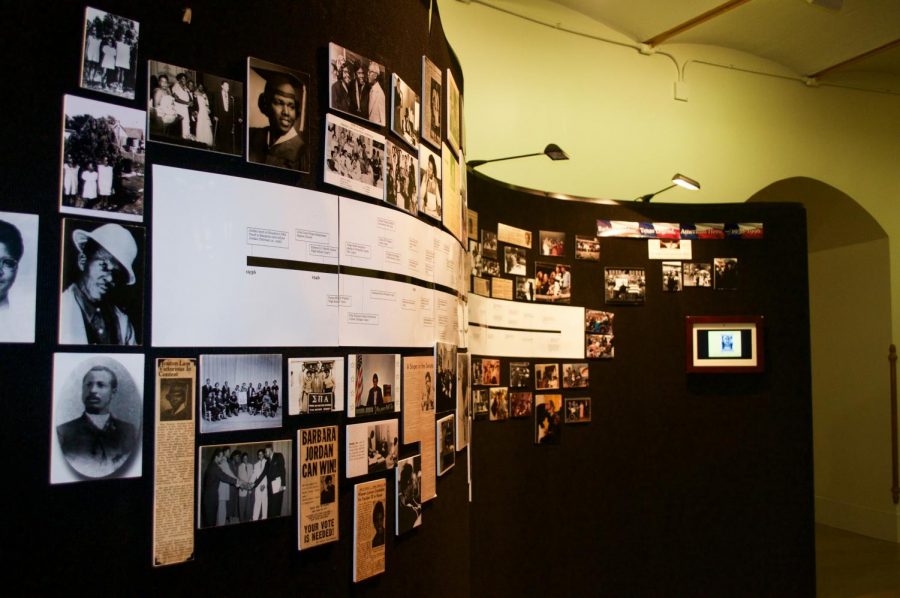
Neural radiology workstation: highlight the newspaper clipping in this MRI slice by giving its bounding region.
[353,478,387,583]
[402,355,438,502]
[298,425,339,550]
[153,358,196,567]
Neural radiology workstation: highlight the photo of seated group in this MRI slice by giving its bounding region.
[200,354,282,433]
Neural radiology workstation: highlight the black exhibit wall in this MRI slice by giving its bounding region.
[466,171,815,597]
[2,1,470,596]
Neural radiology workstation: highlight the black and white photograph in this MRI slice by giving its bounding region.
[562,363,590,388]
[197,439,292,528]
[325,113,386,200]
[534,262,571,304]
[662,261,683,292]
[391,73,420,147]
[489,387,509,421]
[510,391,533,418]
[585,309,614,335]
[510,361,531,388]
[50,352,144,483]
[714,257,739,290]
[586,334,614,359]
[683,262,712,288]
[199,354,282,434]
[474,357,500,386]
[61,95,145,222]
[443,143,464,241]
[535,394,562,444]
[80,7,139,100]
[148,60,244,156]
[396,454,422,535]
[648,238,693,260]
[504,246,527,275]
[481,229,498,258]
[515,276,535,301]
[247,57,310,172]
[159,378,192,422]
[329,42,386,126]
[348,353,401,417]
[605,267,646,304]
[575,235,600,260]
[288,357,344,415]
[467,209,478,240]
[473,389,490,419]
[346,419,400,477]
[0,212,38,343]
[539,230,566,257]
[385,140,419,215]
[435,341,457,412]
[437,413,456,475]
[483,258,500,277]
[535,363,560,390]
[421,56,442,149]
[446,69,461,153]
[418,144,442,222]
[58,218,144,346]
[565,398,591,424]
[469,240,484,277]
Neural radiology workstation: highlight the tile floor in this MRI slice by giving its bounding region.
[816,524,900,597]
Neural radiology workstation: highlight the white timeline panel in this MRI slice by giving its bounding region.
[467,295,583,358]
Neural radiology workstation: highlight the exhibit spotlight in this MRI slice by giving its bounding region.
[636,173,701,202]
[467,143,569,169]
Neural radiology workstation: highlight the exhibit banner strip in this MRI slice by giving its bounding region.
[597,219,764,239]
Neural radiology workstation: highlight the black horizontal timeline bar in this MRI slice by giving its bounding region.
[468,322,562,335]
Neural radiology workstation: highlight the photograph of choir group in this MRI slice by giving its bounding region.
[324,114,385,199]
[199,354,282,433]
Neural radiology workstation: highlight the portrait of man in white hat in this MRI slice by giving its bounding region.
[59,219,142,345]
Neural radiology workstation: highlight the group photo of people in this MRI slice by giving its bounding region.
[199,441,291,528]
[329,43,386,125]
[562,363,590,388]
[385,142,418,215]
[540,230,566,256]
[325,117,385,197]
[199,354,282,433]
[61,95,145,219]
[575,235,601,260]
[510,391,533,418]
[683,262,712,287]
[472,357,500,386]
[564,398,591,423]
[290,358,340,415]
[585,310,614,336]
[534,263,572,304]
[488,387,509,421]
[605,267,646,304]
[80,7,139,99]
[148,61,244,156]
[586,334,615,359]
[535,363,560,390]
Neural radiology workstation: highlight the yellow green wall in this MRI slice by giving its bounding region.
[439,0,900,540]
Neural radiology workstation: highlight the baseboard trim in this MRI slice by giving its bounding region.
[815,495,900,542]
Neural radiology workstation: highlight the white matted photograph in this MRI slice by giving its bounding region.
[535,363,560,390]
[199,354,282,434]
[288,357,344,415]
[80,7,139,99]
[504,246,527,275]
[419,144,443,222]
[329,42,386,126]
[325,113,386,199]
[148,60,244,156]
[437,413,456,475]
[0,212,38,343]
[346,419,400,478]
[50,352,144,484]
[348,353,401,417]
[385,140,419,216]
[648,238,692,260]
[391,73,420,147]
[445,69,461,152]
[575,235,600,260]
[247,57,310,172]
[605,267,646,305]
[58,218,145,346]
[421,57,442,149]
[61,95,145,222]
[473,389,490,419]
[515,276,535,301]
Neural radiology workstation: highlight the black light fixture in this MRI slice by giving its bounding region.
[468,143,569,168]
[636,173,701,202]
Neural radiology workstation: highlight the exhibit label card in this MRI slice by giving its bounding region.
[497,222,533,249]
[353,478,387,583]
[153,358,196,567]
[298,426,339,551]
[152,165,340,347]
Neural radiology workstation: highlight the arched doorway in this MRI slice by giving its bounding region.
[749,177,895,542]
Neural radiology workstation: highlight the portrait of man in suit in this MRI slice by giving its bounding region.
[211,79,243,155]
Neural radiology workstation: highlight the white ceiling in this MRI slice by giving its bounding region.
[543,0,900,82]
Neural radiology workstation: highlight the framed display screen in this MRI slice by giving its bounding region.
[686,315,764,373]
